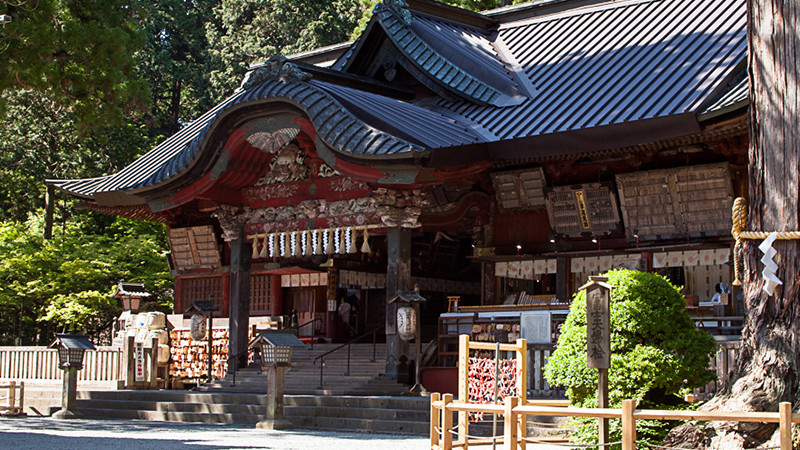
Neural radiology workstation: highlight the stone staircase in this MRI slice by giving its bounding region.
[199,343,412,396]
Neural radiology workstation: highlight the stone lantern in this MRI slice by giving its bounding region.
[50,334,95,419]
[249,331,305,430]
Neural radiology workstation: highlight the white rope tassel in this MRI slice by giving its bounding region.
[361,227,371,253]
[347,227,357,254]
[268,233,276,258]
[292,231,300,256]
[334,227,342,254]
[279,232,287,257]
[251,235,260,259]
[259,234,269,258]
[313,229,322,255]
[324,229,334,254]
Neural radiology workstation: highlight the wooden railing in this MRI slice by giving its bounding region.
[430,393,799,450]
[0,346,122,382]
[0,381,24,415]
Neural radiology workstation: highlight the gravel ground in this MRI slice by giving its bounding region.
[0,416,567,449]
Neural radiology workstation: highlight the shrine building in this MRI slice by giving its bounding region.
[49,0,748,385]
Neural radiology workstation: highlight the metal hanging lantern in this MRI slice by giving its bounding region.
[190,313,207,341]
[51,334,95,369]
[249,331,306,369]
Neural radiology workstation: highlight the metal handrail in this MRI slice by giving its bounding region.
[289,318,323,350]
[312,326,384,390]
[229,318,322,386]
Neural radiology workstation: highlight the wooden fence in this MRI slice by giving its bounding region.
[0,381,24,415]
[430,393,799,450]
[0,346,122,383]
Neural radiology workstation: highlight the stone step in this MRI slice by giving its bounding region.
[76,398,268,415]
[75,407,267,424]
[289,415,429,435]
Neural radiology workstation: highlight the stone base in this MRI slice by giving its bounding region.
[52,408,83,419]
[255,419,293,430]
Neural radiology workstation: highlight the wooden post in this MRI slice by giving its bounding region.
[430,392,441,448]
[18,382,24,414]
[581,276,613,446]
[385,227,411,383]
[125,335,135,388]
[228,231,252,373]
[598,368,609,445]
[622,399,636,450]
[457,334,470,447]
[779,402,791,450]
[504,396,519,450]
[149,337,158,389]
[442,393,454,450]
[8,381,15,413]
[515,339,527,449]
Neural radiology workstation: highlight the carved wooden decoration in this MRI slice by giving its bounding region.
[491,168,546,211]
[168,225,221,271]
[616,163,733,240]
[545,182,622,238]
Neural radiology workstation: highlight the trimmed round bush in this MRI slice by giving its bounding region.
[544,269,716,446]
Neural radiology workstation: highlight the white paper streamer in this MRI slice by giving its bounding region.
[334,227,342,254]
[324,229,334,254]
[268,233,276,258]
[759,232,783,295]
[279,232,287,257]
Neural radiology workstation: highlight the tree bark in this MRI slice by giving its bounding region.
[703,1,800,448]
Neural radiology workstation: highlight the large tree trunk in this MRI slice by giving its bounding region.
[704,1,800,448]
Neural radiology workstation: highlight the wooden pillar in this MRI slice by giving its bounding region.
[556,257,568,301]
[228,231,252,373]
[270,274,283,317]
[622,399,636,450]
[385,227,411,382]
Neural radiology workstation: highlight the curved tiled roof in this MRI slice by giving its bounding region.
[49,76,485,198]
[430,0,747,140]
[373,3,521,106]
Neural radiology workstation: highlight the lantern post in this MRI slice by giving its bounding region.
[50,334,95,419]
[250,331,305,430]
[579,275,613,447]
[186,299,217,382]
[388,286,427,394]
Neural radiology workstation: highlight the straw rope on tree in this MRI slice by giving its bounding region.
[730,196,800,286]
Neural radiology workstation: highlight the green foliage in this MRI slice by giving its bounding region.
[544,269,716,447]
[205,0,364,98]
[0,217,172,344]
[0,0,149,129]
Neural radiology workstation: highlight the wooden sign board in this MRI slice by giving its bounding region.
[168,226,221,271]
[491,167,547,211]
[584,279,611,369]
[545,182,622,238]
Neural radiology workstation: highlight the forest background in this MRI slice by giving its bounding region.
[0,0,525,345]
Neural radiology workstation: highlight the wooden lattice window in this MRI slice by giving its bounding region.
[180,276,224,312]
[250,274,272,314]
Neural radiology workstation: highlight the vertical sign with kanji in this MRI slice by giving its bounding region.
[134,341,145,382]
[585,281,610,369]
[579,275,613,447]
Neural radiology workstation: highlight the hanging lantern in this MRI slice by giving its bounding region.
[190,313,207,341]
[397,305,416,341]
[361,227,371,253]
[259,234,269,258]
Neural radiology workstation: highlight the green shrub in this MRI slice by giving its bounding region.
[543,269,716,447]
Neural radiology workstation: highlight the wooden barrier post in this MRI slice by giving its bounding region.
[504,396,519,450]
[18,382,24,414]
[622,399,636,450]
[8,381,15,413]
[457,334,470,447]
[149,337,159,389]
[442,393,454,450]
[779,402,791,450]
[430,392,441,448]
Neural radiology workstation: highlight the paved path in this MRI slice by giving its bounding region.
[0,416,567,449]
